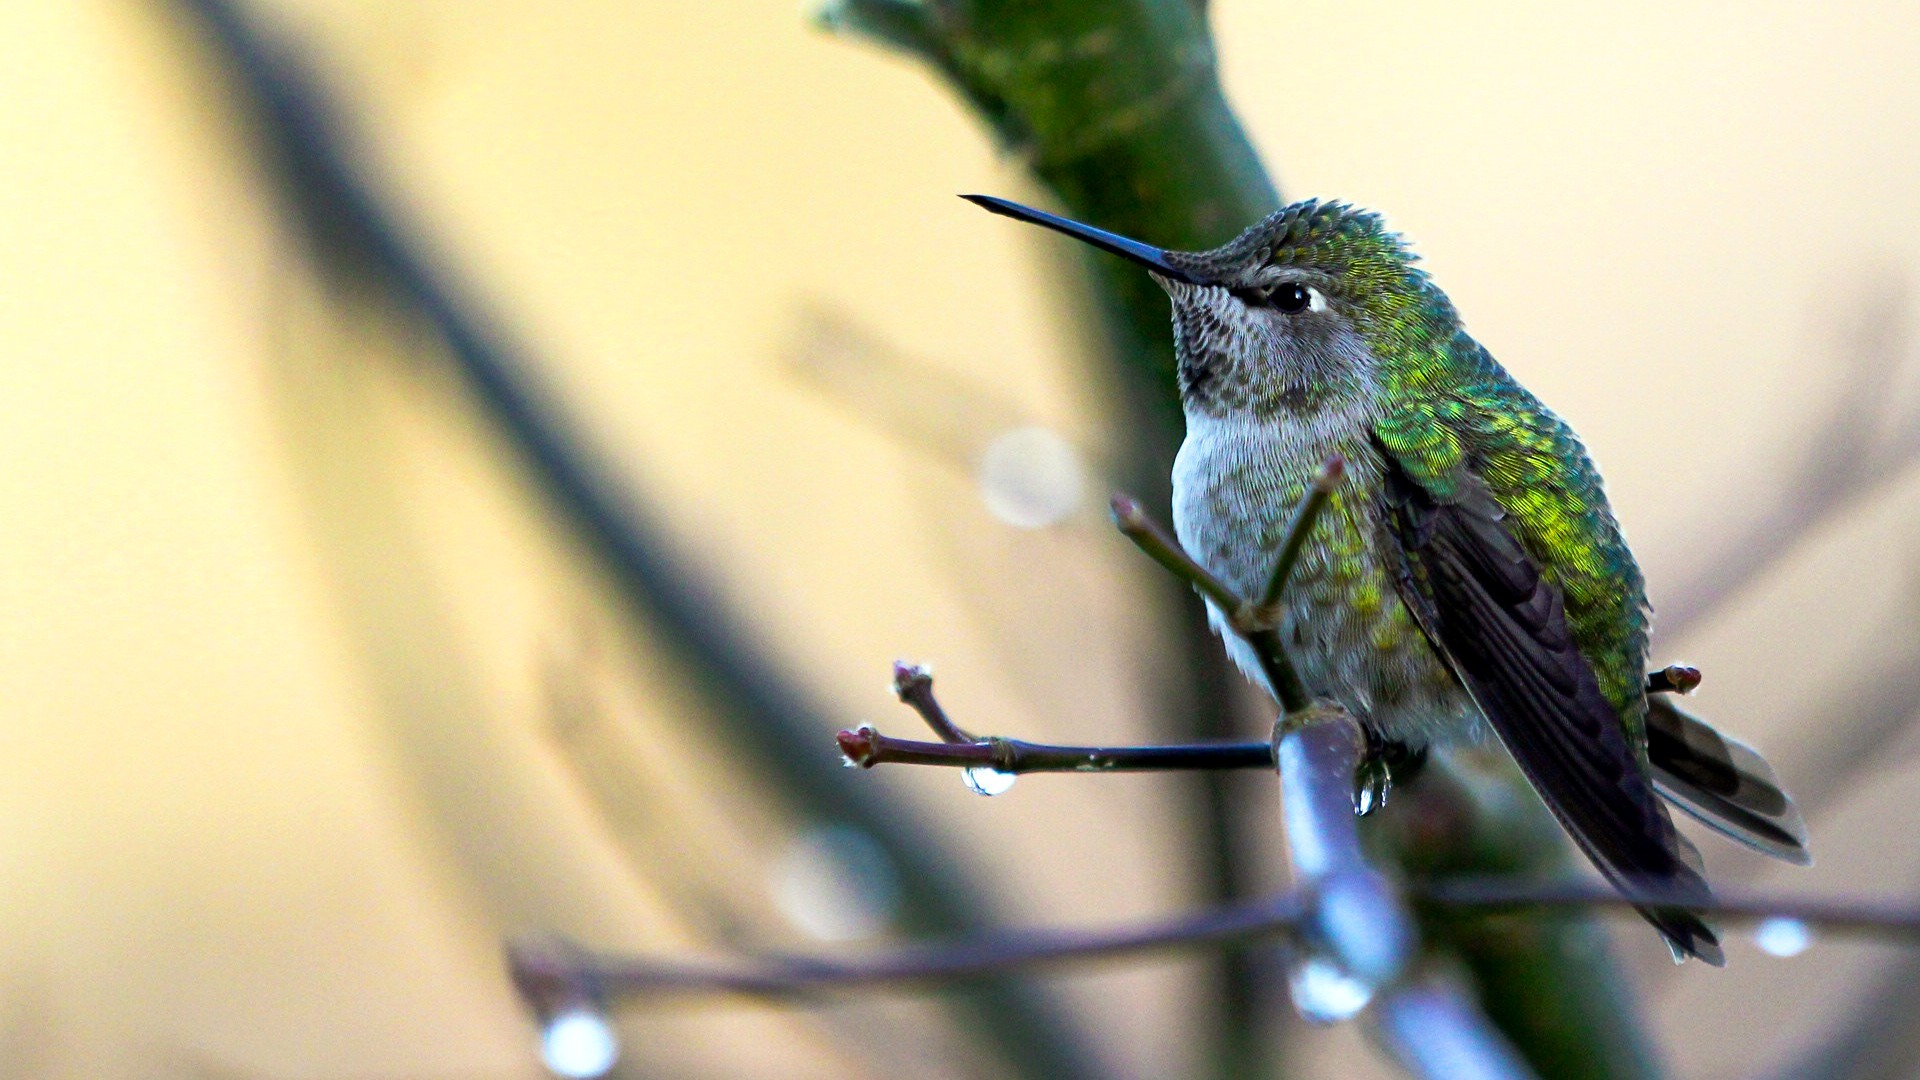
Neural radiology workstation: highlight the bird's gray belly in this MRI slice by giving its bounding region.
[1170,413,1483,746]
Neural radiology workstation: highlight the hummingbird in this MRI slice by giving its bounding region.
[964,193,1810,964]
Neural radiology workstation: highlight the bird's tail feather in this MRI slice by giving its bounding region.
[1646,697,1812,867]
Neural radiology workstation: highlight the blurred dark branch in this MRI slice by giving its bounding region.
[1660,280,1916,640]
[1419,879,1920,940]
[782,305,1069,478]
[510,876,1920,1008]
[511,893,1309,1005]
[166,2,1103,1077]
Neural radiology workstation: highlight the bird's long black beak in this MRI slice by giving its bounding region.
[961,194,1204,285]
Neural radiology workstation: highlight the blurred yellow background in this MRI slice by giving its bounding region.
[4,2,1920,1077]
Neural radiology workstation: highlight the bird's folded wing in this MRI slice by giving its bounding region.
[1380,453,1723,964]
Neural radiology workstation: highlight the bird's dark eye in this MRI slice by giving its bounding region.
[1271,283,1313,313]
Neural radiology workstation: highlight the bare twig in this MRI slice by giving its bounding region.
[844,662,1273,772]
[1112,458,1344,713]
[1109,494,1243,614]
[1418,878,1920,941]
[1644,664,1702,695]
[509,892,1310,1006]
[890,661,976,743]
[507,876,1920,1012]
[1258,457,1347,615]
[837,723,1273,773]
[845,658,1716,776]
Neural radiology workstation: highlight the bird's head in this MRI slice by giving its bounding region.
[964,195,1450,418]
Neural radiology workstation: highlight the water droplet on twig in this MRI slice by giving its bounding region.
[541,1007,618,1078]
[1754,916,1813,958]
[1287,954,1374,1024]
[961,766,1017,797]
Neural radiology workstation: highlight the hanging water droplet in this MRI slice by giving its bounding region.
[1287,954,1374,1024]
[772,824,902,941]
[977,426,1086,528]
[540,1006,618,1078]
[961,766,1017,797]
[1351,759,1389,817]
[1753,916,1813,958]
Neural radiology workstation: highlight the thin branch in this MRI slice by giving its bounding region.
[1109,494,1242,613]
[1258,456,1346,614]
[847,658,1713,775]
[1644,664,1702,695]
[1418,878,1920,941]
[1111,466,1344,715]
[842,663,1274,772]
[508,876,1920,1009]
[890,661,977,743]
[510,893,1310,1006]
[838,723,1274,773]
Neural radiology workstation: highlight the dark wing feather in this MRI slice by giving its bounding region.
[1647,697,1812,865]
[1380,456,1724,964]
